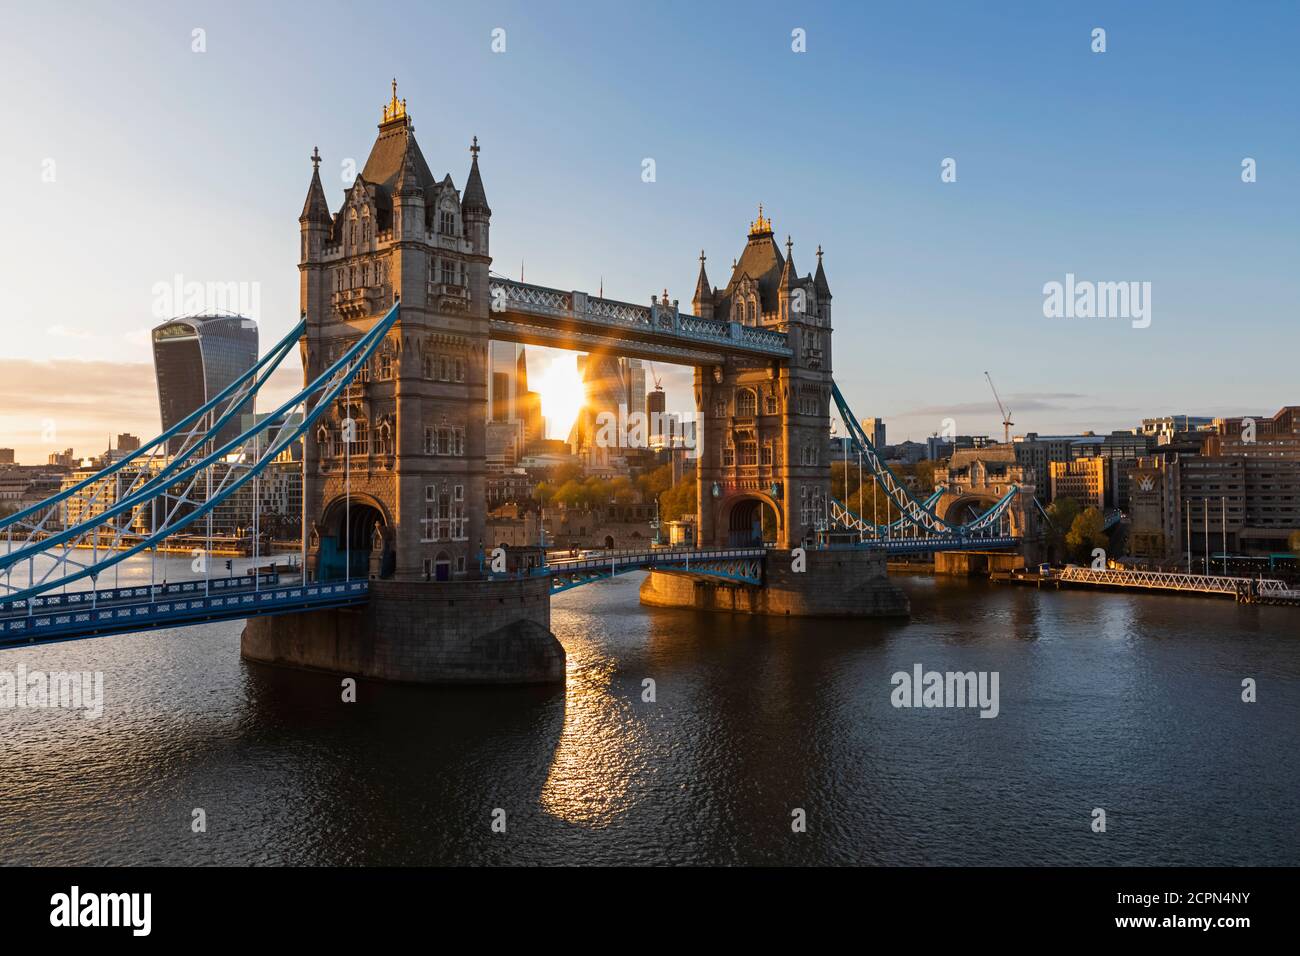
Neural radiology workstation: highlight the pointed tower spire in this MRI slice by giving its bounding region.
[394,135,421,196]
[693,250,714,320]
[780,235,798,291]
[463,136,491,216]
[814,244,831,297]
[299,146,331,224]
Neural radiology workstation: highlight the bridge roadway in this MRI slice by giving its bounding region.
[0,547,767,647]
[0,538,1034,648]
[0,573,369,648]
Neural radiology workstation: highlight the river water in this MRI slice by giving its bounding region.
[1,552,1297,866]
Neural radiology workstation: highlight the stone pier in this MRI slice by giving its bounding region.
[241,577,564,685]
[933,550,1026,577]
[639,547,909,618]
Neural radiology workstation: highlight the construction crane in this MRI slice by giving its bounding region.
[984,371,1014,443]
[649,362,663,390]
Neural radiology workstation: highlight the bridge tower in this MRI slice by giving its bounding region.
[298,82,492,582]
[693,208,834,549]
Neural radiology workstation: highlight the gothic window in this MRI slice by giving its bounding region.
[363,262,371,286]
[377,351,393,380]
[714,397,727,419]
[761,445,773,466]
[454,357,466,382]
[422,352,434,379]
[440,210,456,236]
[765,393,778,415]
[423,426,437,455]
[375,420,393,456]
[736,389,757,418]
[739,442,757,466]
[723,446,735,468]
[439,356,451,381]
[421,485,437,541]
[350,419,369,455]
[441,259,456,285]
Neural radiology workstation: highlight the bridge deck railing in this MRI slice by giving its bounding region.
[489,279,790,356]
[0,579,367,646]
[0,572,283,616]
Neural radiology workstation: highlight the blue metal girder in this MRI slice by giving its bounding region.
[1,304,400,603]
[0,580,369,649]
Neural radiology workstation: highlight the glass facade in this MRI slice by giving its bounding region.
[152,315,259,454]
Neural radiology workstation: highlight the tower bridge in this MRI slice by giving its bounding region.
[0,83,1033,681]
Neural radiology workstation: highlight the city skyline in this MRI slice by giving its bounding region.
[2,1,1297,462]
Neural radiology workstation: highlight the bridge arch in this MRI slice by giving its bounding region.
[318,493,394,580]
[938,490,1027,536]
[717,492,782,548]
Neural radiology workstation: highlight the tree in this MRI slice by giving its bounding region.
[552,479,587,509]
[1065,507,1109,564]
[534,481,555,506]
[1044,496,1082,562]
[659,465,698,522]
[637,463,674,502]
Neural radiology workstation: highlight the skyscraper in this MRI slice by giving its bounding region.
[152,315,258,454]
[862,417,886,449]
[624,358,647,422]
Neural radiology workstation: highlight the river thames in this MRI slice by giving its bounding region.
[1,554,1297,866]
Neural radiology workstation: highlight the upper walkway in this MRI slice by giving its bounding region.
[488,278,792,366]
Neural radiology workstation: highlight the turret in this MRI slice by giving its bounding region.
[692,250,712,319]
[299,146,332,264]
[393,137,424,241]
[814,244,831,325]
[779,235,798,322]
[462,136,491,256]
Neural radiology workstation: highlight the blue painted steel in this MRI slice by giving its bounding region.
[501,547,767,592]
[864,535,1021,554]
[0,572,280,616]
[1,304,400,601]
[830,382,1020,538]
[0,580,368,649]
[0,319,305,533]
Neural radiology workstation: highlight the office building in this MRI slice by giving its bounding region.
[152,314,258,454]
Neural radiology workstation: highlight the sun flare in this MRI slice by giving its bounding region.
[532,353,585,440]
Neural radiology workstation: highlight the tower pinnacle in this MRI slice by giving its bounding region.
[382,78,407,123]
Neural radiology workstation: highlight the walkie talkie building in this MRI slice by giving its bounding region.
[152,315,259,455]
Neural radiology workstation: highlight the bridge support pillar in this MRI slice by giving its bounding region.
[639,547,908,618]
[933,551,1026,576]
[240,577,563,684]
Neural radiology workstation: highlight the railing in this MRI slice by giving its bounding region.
[489,279,790,356]
[0,572,281,615]
[1056,566,1299,599]
[540,546,765,574]
[0,580,367,646]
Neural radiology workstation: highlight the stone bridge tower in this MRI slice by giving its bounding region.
[693,208,834,548]
[298,82,492,581]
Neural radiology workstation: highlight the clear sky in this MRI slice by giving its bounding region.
[0,0,1296,462]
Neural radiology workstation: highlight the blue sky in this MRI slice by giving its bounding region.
[0,0,1296,460]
